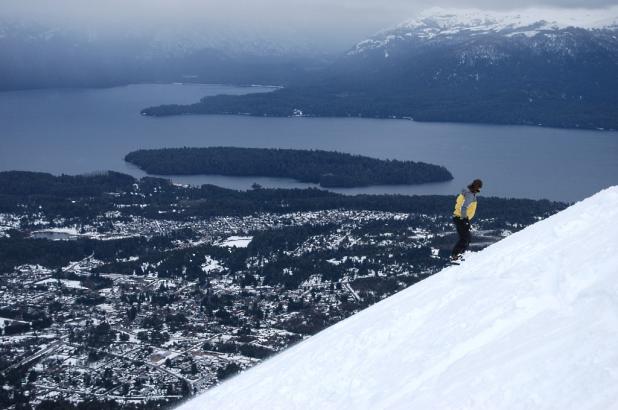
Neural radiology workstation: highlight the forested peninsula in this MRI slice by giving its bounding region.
[125,147,453,188]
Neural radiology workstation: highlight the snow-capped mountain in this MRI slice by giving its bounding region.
[348,7,618,57]
[177,185,618,409]
[320,7,618,129]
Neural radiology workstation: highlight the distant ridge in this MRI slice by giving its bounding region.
[177,186,618,409]
[349,6,618,55]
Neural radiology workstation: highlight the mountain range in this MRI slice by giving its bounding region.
[143,7,618,130]
[0,20,329,90]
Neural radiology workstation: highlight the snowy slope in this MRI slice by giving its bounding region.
[178,186,618,410]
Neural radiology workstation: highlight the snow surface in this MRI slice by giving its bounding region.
[215,236,253,248]
[35,227,80,235]
[201,256,223,273]
[178,186,618,410]
[35,278,86,289]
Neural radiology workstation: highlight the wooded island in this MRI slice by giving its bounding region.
[124,147,453,188]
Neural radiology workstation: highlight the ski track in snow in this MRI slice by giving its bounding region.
[178,186,618,410]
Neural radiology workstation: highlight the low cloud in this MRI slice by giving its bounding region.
[2,0,616,52]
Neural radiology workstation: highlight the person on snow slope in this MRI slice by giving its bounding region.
[451,179,483,261]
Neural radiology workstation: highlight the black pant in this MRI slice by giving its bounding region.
[452,216,471,258]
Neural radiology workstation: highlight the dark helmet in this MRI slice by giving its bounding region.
[469,179,483,192]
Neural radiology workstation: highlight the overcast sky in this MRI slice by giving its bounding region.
[3,0,617,51]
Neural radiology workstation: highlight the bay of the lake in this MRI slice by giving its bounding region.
[1,83,616,202]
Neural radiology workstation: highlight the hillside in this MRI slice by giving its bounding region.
[144,7,618,130]
[177,185,618,409]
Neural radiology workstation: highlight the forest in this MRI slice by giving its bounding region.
[124,147,453,188]
[0,171,564,223]
[0,171,567,276]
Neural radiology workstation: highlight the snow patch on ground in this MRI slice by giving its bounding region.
[36,227,80,235]
[215,236,253,248]
[35,278,86,289]
[201,256,223,273]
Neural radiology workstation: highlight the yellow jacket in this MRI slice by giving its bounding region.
[453,189,478,220]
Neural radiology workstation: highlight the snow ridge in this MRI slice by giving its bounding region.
[178,186,618,410]
[349,7,618,55]
[400,7,618,32]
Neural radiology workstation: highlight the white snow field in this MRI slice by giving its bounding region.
[178,187,618,410]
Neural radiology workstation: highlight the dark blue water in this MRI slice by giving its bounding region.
[1,83,616,202]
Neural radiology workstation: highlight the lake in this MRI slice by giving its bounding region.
[1,83,616,202]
